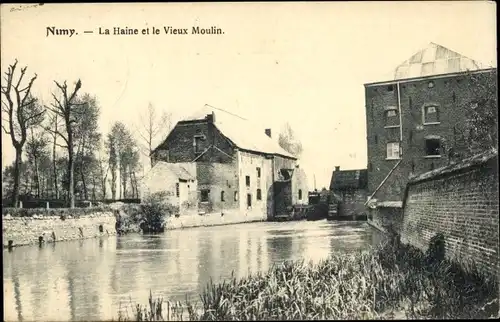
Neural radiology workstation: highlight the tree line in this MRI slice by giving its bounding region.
[2,59,172,208]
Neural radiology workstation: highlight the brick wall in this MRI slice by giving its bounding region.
[153,119,235,164]
[400,150,499,279]
[365,69,496,202]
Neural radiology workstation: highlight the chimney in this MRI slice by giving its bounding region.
[206,112,215,124]
[335,166,340,172]
[265,128,272,138]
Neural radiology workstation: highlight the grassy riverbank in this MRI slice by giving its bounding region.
[117,236,499,321]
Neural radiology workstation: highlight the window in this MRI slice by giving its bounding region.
[175,183,180,197]
[245,176,250,187]
[247,194,252,208]
[384,107,399,127]
[234,191,238,201]
[425,138,441,157]
[422,104,440,124]
[200,189,210,202]
[256,167,261,178]
[257,189,262,200]
[194,136,202,153]
[387,85,394,92]
[386,142,400,160]
[298,189,302,200]
[221,191,225,202]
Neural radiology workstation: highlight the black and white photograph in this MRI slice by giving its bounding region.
[1,2,498,321]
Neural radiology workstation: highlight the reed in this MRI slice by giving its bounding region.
[117,240,499,321]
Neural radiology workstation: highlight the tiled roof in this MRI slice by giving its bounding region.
[393,42,483,80]
[330,169,368,191]
[184,105,296,159]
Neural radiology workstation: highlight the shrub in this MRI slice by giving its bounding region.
[139,192,179,233]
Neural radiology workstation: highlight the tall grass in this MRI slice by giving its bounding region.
[117,238,499,321]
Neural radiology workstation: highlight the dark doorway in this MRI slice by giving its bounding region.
[274,181,292,217]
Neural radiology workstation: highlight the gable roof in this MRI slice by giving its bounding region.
[145,161,195,181]
[392,42,483,80]
[329,169,368,191]
[182,105,297,159]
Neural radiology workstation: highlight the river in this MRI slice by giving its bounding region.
[3,220,384,321]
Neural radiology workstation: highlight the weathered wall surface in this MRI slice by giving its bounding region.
[338,189,368,218]
[400,151,499,279]
[165,208,266,230]
[2,212,116,248]
[292,167,309,205]
[197,161,239,214]
[368,207,404,233]
[238,151,271,216]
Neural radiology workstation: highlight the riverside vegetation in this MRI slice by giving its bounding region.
[115,192,179,234]
[116,231,499,321]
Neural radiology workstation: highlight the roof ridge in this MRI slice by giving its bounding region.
[204,104,247,121]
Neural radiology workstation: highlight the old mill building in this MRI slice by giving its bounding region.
[142,105,309,220]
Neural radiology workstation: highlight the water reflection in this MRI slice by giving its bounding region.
[3,220,383,321]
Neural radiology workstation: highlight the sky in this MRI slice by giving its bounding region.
[1,2,497,190]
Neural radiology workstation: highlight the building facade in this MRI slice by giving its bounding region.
[329,166,368,219]
[141,162,198,215]
[149,107,308,219]
[364,42,496,222]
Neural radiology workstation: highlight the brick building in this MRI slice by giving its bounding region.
[149,106,308,219]
[329,166,368,220]
[364,42,497,219]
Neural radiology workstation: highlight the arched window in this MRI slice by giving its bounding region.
[221,191,225,202]
[298,189,303,200]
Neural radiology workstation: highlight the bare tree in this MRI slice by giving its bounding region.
[136,103,172,168]
[1,59,44,207]
[46,113,61,198]
[45,79,82,208]
[278,122,303,157]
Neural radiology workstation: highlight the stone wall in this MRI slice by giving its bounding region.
[165,209,266,230]
[2,211,116,248]
[338,189,368,218]
[400,150,499,279]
